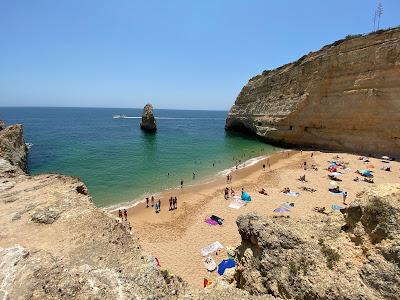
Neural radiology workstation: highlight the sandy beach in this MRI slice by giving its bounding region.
[114,150,400,288]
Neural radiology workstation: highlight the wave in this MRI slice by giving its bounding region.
[114,116,225,120]
[217,155,267,176]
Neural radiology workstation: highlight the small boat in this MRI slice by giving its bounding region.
[26,142,33,150]
[113,114,128,119]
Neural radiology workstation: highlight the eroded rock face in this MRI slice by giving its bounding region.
[226,28,400,156]
[140,103,157,132]
[0,122,27,173]
[233,184,400,299]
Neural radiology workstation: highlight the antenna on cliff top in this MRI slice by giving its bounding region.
[374,2,383,31]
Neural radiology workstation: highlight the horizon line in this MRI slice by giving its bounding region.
[0,105,230,112]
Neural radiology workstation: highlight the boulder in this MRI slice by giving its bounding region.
[140,104,157,132]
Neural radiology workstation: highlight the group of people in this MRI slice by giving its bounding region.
[146,196,162,213]
[226,174,232,184]
[169,196,178,210]
[224,187,235,199]
[118,209,128,221]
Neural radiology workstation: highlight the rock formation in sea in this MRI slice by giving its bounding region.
[226,27,400,156]
[140,103,157,132]
[233,185,400,299]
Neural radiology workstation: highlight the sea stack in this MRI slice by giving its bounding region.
[140,104,157,132]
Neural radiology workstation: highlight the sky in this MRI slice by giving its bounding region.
[0,0,399,110]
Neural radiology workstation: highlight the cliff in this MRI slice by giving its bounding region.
[226,27,400,157]
[233,184,400,299]
[0,122,27,173]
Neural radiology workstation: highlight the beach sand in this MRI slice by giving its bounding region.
[114,150,400,288]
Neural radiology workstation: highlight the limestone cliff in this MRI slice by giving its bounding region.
[233,184,400,299]
[226,27,400,157]
[0,121,27,173]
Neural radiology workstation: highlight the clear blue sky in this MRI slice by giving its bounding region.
[0,0,398,110]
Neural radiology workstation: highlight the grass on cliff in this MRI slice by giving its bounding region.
[318,239,340,269]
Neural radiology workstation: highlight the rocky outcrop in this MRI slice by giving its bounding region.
[226,27,400,157]
[0,121,27,173]
[233,184,400,299]
[140,104,157,132]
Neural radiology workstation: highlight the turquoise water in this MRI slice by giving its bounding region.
[1,107,276,207]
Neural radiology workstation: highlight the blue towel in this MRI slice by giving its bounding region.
[218,259,236,275]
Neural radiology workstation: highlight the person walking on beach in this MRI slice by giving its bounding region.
[173,196,177,209]
[180,179,184,188]
[118,209,123,220]
[158,199,161,212]
[169,197,173,210]
[263,163,266,171]
[146,197,149,208]
[226,174,229,184]
[343,191,348,204]
[151,196,154,207]
[123,209,128,221]
[155,201,159,213]
[303,161,307,170]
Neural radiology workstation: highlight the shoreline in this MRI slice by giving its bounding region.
[106,149,292,213]
[120,149,400,288]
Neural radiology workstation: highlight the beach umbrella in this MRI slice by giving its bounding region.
[273,207,290,213]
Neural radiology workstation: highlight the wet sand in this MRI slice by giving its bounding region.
[113,150,400,288]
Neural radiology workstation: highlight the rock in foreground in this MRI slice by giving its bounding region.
[233,184,400,299]
[140,103,157,132]
[226,27,400,156]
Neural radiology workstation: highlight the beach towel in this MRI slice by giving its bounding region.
[284,191,299,197]
[274,207,290,213]
[281,202,294,209]
[205,218,219,226]
[203,256,217,271]
[331,204,344,211]
[329,190,344,195]
[201,241,224,256]
[210,215,224,225]
[217,258,236,275]
[330,172,342,176]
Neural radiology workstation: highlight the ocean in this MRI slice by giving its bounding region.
[1,107,276,207]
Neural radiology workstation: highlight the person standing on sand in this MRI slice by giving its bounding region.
[155,201,159,213]
[123,209,128,221]
[174,196,177,209]
[226,174,229,184]
[151,196,154,207]
[118,209,123,220]
[158,199,161,212]
[146,197,149,208]
[169,197,173,210]
[343,191,348,204]
[180,179,184,188]
[303,161,307,170]
[263,163,266,171]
